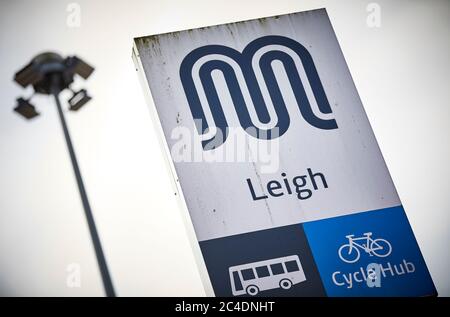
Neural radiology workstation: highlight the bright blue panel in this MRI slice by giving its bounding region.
[303,206,436,296]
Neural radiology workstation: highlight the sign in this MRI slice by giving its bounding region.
[133,9,436,296]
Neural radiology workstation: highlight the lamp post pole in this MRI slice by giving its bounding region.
[14,53,116,297]
[53,88,116,297]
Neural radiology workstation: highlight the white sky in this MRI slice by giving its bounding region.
[0,0,449,296]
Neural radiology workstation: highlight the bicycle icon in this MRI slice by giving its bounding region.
[338,232,392,263]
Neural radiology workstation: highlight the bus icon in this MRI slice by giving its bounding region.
[228,255,306,296]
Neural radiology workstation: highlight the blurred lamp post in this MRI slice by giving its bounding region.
[13,52,116,297]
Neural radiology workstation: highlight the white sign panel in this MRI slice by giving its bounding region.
[133,9,436,296]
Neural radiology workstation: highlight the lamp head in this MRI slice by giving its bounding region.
[14,97,39,119]
[13,52,95,119]
[14,52,94,95]
[68,89,92,111]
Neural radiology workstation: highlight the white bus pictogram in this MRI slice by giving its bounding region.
[228,255,306,296]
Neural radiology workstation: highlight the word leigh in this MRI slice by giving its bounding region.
[246,168,329,201]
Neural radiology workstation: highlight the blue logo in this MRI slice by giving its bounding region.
[302,206,437,296]
[179,35,338,150]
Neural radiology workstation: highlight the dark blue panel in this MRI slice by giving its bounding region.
[199,224,326,297]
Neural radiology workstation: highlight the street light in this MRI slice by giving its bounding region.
[13,52,116,297]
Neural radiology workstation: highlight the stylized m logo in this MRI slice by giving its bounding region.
[180,35,338,150]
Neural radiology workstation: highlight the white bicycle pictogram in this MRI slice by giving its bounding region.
[338,232,392,263]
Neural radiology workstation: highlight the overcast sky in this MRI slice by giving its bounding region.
[0,0,449,296]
